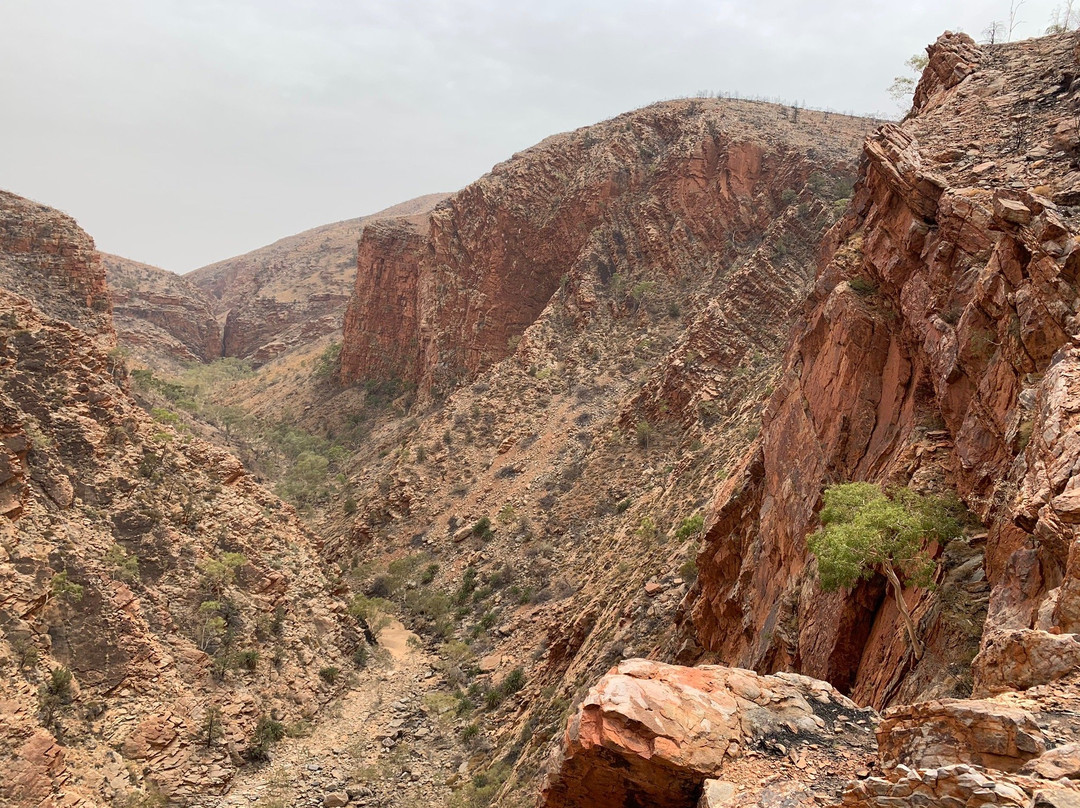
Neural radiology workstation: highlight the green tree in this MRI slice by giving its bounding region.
[888,54,929,105]
[808,483,961,659]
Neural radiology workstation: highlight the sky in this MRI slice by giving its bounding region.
[0,0,1067,272]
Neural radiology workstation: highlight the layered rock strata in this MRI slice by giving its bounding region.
[685,30,1080,707]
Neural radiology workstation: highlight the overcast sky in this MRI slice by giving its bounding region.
[0,0,1065,272]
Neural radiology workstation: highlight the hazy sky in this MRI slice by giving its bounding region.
[0,1,1065,272]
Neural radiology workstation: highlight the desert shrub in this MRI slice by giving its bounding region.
[247,716,286,762]
[50,571,84,603]
[318,666,340,684]
[471,517,493,540]
[674,513,704,541]
[635,420,656,450]
[199,552,247,594]
[105,544,140,582]
[849,276,877,296]
[352,645,370,668]
[460,722,480,744]
[501,667,526,696]
[238,650,260,671]
[203,704,223,746]
[809,482,962,659]
[314,342,342,379]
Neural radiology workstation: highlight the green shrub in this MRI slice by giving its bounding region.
[105,544,140,583]
[460,722,480,744]
[808,482,962,659]
[318,666,340,684]
[238,650,260,671]
[50,571,83,604]
[247,716,285,761]
[471,517,493,540]
[501,667,526,696]
[674,513,704,541]
[635,420,656,450]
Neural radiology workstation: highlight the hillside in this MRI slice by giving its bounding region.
[0,192,365,806]
[185,193,449,362]
[104,253,223,371]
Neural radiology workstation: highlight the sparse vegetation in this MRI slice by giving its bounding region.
[808,482,964,659]
[247,716,286,762]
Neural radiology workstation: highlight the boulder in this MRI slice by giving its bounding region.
[973,631,1080,696]
[877,699,1045,772]
[539,659,873,808]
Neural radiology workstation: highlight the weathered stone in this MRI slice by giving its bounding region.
[877,699,1045,772]
[973,631,1080,696]
[1021,743,1080,781]
[540,659,872,808]
[323,791,350,807]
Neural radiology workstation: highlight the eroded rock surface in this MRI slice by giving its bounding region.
[684,30,1080,708]
[540,659,877,808]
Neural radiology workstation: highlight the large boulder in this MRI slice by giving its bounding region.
[539,659,875,808]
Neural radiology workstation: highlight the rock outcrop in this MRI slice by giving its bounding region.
[339,98,869,397]
[0,197,362,806]
[104,253,223,368]
[684,30,1080,707]
[540,659,877,808]
[186,193,447,364]
[0,190,112,339]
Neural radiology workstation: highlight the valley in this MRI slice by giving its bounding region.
[3,27,1080,808]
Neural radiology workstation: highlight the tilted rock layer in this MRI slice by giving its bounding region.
[104,253,223,368]
[340,98,866,397]
[0,198,361,806]
[684,30,1080,708]
[0,190,112,339]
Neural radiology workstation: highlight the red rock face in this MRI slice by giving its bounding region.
[686,31,1080,708]
[185,193,447,363]
[104,253,223,364]
[0,190,112,339]
[340,100,865,397]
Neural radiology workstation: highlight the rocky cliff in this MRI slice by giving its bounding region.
[339,98,871,397]
[186,193,447,363]
[105,253,222,369]
[0,190,112,340]
[682,31,1080,710]
[0,198,363,807]
[263,97,879,807]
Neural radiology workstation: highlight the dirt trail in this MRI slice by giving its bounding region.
[222,618,457,807]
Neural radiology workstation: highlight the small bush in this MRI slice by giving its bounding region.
[50,571,84,604]
[238,650,260,671]
[471,517,493,540]
[501,667,526,695]
[352,646,370,668]
[461,722,480,744]
[849,276,877,296]
[674,513,704,541]
[635,420,656,450]
[248,716,286,762]
[319,666,340,684]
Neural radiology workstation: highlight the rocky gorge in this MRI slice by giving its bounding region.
[2,24,1080,808]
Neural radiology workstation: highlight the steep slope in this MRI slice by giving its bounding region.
[0,190,112,340]
[104,253,222,370]
[0,196,363,806]
[339,99,870,398]
[186,193,448,363]
[255,97,878,807]
[680,31,1080,710]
